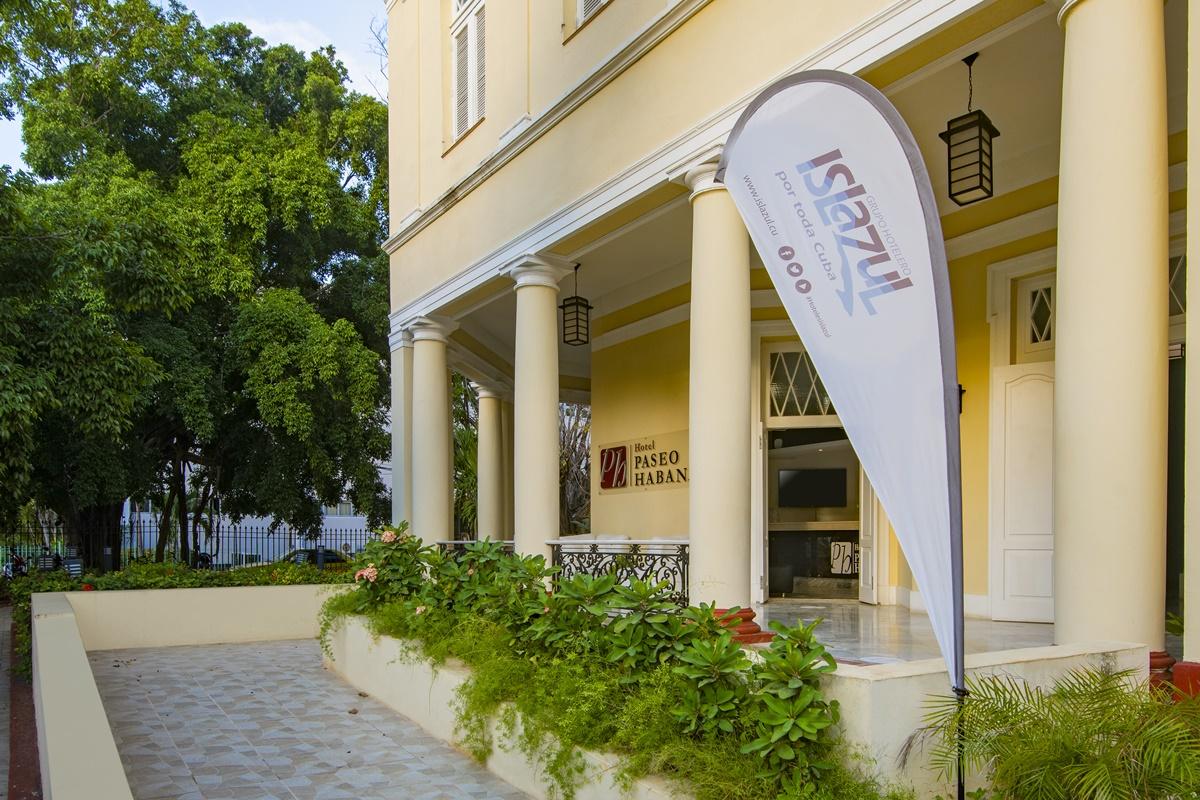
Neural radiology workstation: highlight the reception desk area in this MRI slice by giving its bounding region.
[765,430,862,598]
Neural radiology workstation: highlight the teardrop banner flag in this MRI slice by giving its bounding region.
[717,70,964,691]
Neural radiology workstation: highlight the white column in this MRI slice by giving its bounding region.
[1184,0,1200,665]
[502,399,516,539]
[389,329,413,528]
[679,154,753,609]
[506,254,572,559]
[1054,0,1168,648]
[474,384,505,540]
[410,316,456,543]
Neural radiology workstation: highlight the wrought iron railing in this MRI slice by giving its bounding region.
[548,539,689,606]
[0,522,372,573]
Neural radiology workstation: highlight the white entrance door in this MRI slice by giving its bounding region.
[858,472,877,604]
[989,362,1055,622]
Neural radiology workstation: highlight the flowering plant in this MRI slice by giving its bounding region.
[343,522,428,609]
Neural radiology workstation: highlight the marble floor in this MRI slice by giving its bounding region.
[89,640,529,800]
[760,599,1056,664]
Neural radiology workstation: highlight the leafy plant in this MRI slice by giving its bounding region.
[741,620,840,786]
[912,667,1200,800]
[320,532,911,800]
[673,634,752,737]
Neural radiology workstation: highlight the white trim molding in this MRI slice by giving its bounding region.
[389,0,997,326]
[667,144,725,200]
[385,0,716,253]
[904,589,992,619]
[387,327,413,354]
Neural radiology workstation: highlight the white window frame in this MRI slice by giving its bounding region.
[578,0,610,25]
[451,0,485,140]
[1015,273,1055,364]
[1168,238,1186,344]
[763,341,841,429]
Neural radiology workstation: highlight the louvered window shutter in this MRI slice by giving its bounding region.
[454,27,470,136]
[581,0,604,20]
[475,6,486,118]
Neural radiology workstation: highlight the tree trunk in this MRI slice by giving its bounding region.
[191,480,211,560]
[155,483,177,562]
[68,502,123,572]
[174,456,190,565]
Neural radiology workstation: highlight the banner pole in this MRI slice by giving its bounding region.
[954,685,968,800]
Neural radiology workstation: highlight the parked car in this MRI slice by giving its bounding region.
[277,548,352,570]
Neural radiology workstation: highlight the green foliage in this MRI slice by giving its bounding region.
[321,532,910,800]
[914,667,1200,800]
[1167,612,1184,638]
[0,0,390,540]
[742,621,841,786]
[10,560,350,676]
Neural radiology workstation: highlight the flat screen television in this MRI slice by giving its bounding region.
[777,468,847,508]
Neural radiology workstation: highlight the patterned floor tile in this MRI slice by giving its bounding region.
[90,639,529,800]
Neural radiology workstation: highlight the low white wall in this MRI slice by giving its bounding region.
[65,583,342,650]
[326,616,1148,798]
[824,641,1149,795]
[31,593,133,800]
[325,616,681,800]
[30,584,342,800]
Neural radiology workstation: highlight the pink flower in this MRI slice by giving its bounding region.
[354,564,379,583]
[415,605,426,615]
[380,530,397,543]
[542,606,551,614]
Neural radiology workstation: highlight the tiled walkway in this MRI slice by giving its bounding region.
[89,640,529,800]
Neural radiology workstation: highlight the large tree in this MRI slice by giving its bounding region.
[0,0,391,564]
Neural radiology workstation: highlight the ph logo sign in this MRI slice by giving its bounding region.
[599,446,628,490]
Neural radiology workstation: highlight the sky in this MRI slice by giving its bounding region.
[0,0,387,170]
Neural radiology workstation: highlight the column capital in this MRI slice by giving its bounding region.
[503,253,574,290]
[387,324,413,352]
[471,381,507,400]
[408,315,458,343]
[668,144,726,201]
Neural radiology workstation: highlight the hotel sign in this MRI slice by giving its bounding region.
[597,431,688,494]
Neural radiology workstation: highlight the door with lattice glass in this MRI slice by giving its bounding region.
[764,344,838,428]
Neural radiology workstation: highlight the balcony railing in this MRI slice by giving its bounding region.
[548,539,689,606]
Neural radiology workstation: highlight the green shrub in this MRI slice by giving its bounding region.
[11,557,350,676]
[322,531,910,800]
[913,667,1200,800]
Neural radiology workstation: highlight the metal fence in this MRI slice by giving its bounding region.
[549,539,690,606]
[0,521,373,573]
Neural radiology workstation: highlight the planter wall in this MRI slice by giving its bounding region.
[323,616,682,800]
[325,615,1150,798]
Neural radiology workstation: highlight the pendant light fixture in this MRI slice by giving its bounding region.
[939,53,999,206]
[559,263,592,346]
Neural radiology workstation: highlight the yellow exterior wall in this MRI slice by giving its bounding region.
[585,221,1061,600]
[590,322,690,538]
[390,0,894,310]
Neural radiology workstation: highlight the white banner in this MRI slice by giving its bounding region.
[718,71,964,688]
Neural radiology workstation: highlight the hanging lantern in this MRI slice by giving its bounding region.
[559,264,592,346]
[939,53,999,207]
